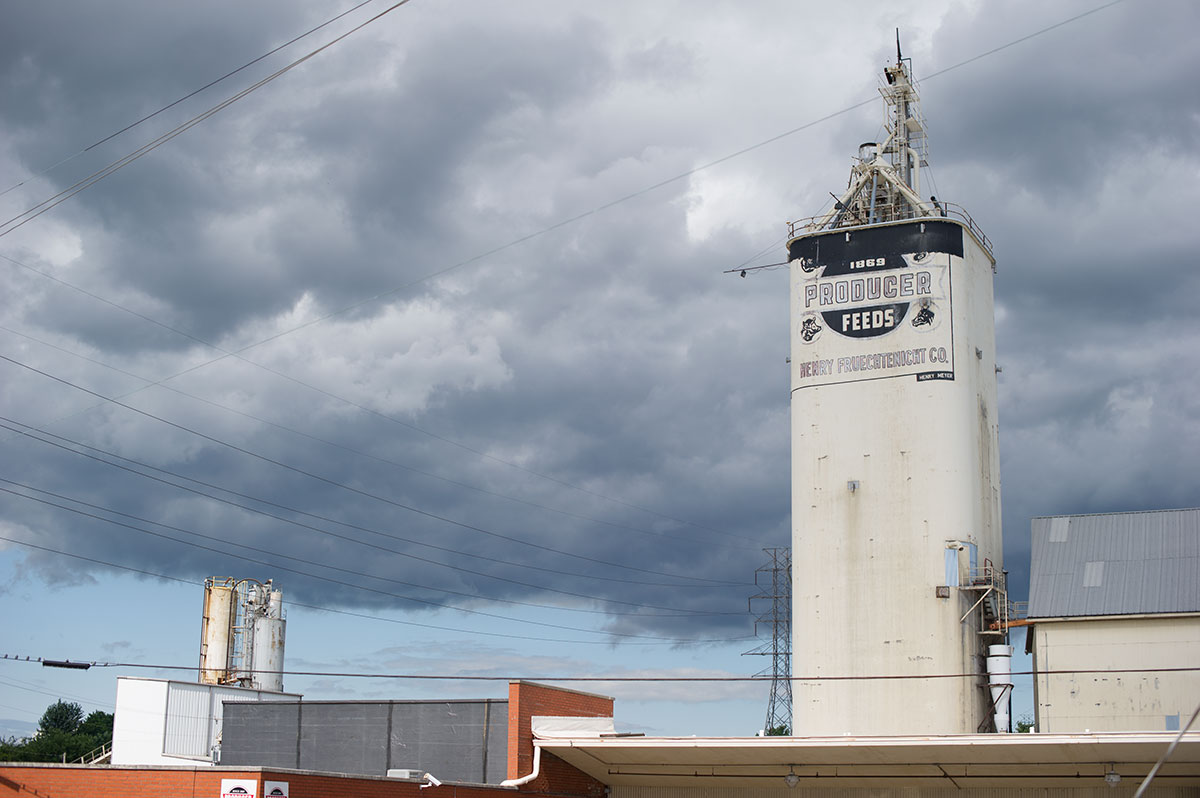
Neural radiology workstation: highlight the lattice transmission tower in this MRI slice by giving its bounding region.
[743,547,792,734]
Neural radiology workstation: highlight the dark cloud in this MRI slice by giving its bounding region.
[0,0,1195,677]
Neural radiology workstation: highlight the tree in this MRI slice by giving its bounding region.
[77,710,114,739]
[0,701,113,763]
[38,700,84,735]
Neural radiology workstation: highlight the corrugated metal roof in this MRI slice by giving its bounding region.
[1028,508,1200,618]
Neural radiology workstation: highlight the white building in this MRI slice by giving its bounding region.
[111,677,300,766]
[1027,508,1200,733]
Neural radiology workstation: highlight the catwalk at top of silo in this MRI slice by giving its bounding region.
[787,43,1009,736]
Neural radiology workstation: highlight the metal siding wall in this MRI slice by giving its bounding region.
[163,682,213,757]
[300,702,391,776]
[221,702,301,768]
[485,699,508,783]
[219,700,509,781]
[388,702,501,782]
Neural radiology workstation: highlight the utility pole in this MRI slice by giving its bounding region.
[744,547,792,735]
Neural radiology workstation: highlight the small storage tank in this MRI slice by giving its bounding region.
[250,587,286,692]
[988,644,1014,733]
[199,579,235,685]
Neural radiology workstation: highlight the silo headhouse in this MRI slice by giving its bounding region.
[788,48,1010,735]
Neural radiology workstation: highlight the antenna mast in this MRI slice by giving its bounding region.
[811,33,933,231]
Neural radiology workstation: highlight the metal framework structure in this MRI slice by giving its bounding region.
[744,547,792,734]
[808,37,940,233]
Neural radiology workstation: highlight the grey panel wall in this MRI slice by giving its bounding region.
[221,700,508,783]
[221,701,301,769]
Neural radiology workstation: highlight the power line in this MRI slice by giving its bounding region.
[0,537,749,647]
[0,0,387,199]
[0,675,112,711]
[2,653,1194,683]
[0,414,733,593]
[0,248,759,551]
[0,0,419,240]
[0,351,739,586]
[0,475,737,619]
[0,3,1124,550]
[0,319,756,555]
[0,484,729,641]
[1134,698,1200,798]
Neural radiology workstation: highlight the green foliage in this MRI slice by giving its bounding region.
[1015,718,1035,733]
[765,724,791,736]
[38,700,84,734]
[0,701,112,763]
[77,710,114,738]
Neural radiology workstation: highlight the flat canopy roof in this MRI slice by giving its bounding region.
[536,732,1200,789]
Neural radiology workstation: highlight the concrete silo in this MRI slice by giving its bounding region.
[788,48,1009,735]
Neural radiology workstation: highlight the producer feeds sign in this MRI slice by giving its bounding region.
[792,231,955,388]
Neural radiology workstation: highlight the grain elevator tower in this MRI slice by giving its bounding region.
[788,46,1008,735]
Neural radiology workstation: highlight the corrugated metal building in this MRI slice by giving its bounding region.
[1027,508,1200,733]
[111,677,302,766]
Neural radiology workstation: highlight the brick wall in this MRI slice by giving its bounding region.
[0,765,250,798]
[0,765,514,798]
[505,681,612,797]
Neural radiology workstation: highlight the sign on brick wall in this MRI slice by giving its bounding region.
[220,779,258,798]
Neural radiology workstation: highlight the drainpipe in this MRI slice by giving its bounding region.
[501,743,542,787]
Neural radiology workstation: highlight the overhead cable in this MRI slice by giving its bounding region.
[0,2,1126,556]
[0,0,419,240]
[2,653,1194,683]
[0,316,755,555]
[0,0,386,199]
[0,470,739,617]
[0,413,734,591]
[0,537,750,647]
[0,351,739,585]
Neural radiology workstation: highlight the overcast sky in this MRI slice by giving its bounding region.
[0,0,1196,737]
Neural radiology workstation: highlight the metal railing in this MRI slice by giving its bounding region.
[73,739,112,765]
[786,201,993,260]
[959,563,1011,637]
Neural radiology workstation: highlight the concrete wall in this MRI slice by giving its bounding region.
[1032,615,1200,733]
[221,700,508,783]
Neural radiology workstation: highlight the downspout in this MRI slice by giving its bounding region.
[501,743,542,787]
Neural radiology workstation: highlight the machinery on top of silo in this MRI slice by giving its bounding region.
[198,577,287,693]
[786,40,1011,735]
